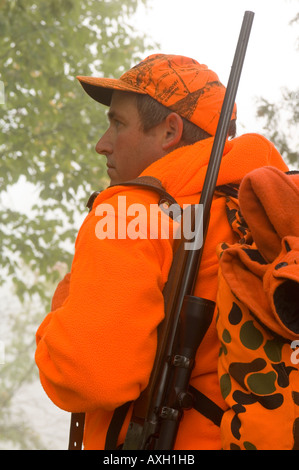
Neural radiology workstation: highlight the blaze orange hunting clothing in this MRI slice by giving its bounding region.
[35,134,287,450]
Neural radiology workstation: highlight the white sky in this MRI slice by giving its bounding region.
[136,0,299,133]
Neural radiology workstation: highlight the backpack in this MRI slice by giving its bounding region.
[216,167,299,450]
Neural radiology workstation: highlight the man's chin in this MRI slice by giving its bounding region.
[107,167,118,185]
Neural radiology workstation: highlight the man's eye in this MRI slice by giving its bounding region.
[113,118,122,128]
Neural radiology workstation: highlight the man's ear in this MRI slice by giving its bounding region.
[162,113,184,150]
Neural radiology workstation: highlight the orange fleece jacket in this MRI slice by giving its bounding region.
[35,134,288,450]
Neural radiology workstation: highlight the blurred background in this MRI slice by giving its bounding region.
[0,0,298,450]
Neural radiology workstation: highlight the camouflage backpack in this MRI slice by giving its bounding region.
[216,167,299,450]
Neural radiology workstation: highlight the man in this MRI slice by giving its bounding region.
[35,54,288,449]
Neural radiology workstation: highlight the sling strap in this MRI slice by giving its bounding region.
[68,413,85,450]
[103,385,224,450]
[104,401,132,450]
[87,175,182,222]
[189,386,224,427]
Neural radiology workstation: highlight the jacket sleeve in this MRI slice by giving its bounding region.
[35,192,173,413]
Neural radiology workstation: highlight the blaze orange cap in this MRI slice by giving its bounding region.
[77,53,237,136]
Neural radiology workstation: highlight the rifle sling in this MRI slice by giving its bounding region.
[189,386,224,427]
[105,401,132,450]
[68,412,85,450]
[104,387,224,450]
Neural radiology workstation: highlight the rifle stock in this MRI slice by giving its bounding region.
[123,10,255,450]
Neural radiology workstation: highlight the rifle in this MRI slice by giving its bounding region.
[122,10,255,450]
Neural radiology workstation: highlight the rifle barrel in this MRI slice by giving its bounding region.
[188,9,255,294]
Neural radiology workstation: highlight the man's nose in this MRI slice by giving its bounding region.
[95,129,113,156]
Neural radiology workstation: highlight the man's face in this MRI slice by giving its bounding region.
[95,91,164,185]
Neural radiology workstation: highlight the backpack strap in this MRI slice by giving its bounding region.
[215,183,252,243]
[110,175,178,205]
[86,175,182,222]
[215,182,239,199]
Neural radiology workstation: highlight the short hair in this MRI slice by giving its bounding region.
[136,94,236,145]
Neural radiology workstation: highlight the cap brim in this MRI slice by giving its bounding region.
[76,76,147,106]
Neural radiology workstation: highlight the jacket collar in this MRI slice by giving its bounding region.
[141,133,288,198]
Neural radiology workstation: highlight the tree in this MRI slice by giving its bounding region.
[0,0,153,304]
[0,293,45,449]
[256,12,299,168]
[0,0,154,449]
